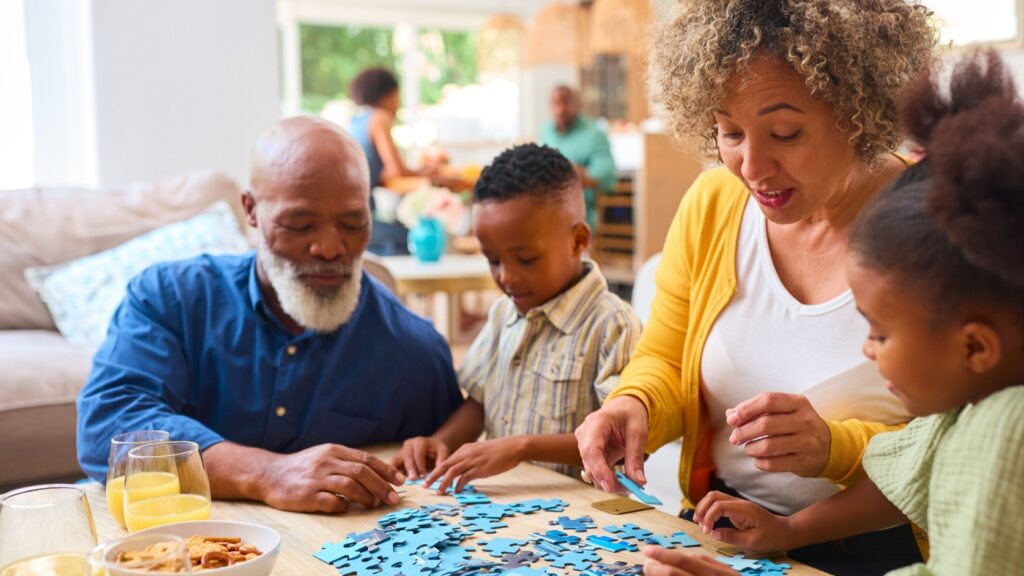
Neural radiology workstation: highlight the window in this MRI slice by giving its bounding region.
[289,17,521,167]
[0,0,34,189]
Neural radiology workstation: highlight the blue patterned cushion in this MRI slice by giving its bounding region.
[24,201,249,345]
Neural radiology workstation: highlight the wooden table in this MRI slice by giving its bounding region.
[83,447,826,575]
[380,255,496,340]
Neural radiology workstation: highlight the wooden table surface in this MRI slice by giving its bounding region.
[84,447,827,575]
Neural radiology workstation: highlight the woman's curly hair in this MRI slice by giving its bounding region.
[648,0,938,163]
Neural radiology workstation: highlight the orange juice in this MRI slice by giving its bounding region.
[104,475,125,527]
[0,553,88,576]
[123,471,179,504]
[124,494,211,532]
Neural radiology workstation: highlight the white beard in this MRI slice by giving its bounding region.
[257,236,363,333]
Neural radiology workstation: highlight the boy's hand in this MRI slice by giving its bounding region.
[423,438,524,494]
[643,545,739,576]
[391,436,450,481]
[693,491,794,553]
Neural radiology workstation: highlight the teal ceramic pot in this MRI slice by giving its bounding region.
[408,217,447,262]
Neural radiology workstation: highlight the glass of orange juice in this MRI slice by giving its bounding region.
[0,484,98,575]
[123,441,211,533]
[105,430,171,528]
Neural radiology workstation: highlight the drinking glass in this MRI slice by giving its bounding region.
[88,533,190,575]
[123,441,211,533]
[105,431,171,528]
[0,484,98,576]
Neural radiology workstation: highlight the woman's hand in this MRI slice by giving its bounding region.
[643,546,739,576]
[726,392,831,477]
[692,491,796,554]
[390,436,450,481]
[574,395,650,493]
[423,438,524,494]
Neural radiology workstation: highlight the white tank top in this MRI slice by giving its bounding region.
[700,199,910,515]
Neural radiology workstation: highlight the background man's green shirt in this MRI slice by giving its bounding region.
[540,116,617,230]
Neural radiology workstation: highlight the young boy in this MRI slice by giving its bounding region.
[392,143,642,490]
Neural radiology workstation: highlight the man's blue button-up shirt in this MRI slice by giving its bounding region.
[77,252,462,481]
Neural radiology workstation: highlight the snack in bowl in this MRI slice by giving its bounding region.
[116,536,263,572]
[118,520,281,576]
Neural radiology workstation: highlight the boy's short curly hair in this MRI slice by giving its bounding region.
[648,0,937,163]
[473,144,580,204]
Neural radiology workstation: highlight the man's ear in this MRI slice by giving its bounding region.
[572,222,590,256]
[241,191,258,228]
[961,321,1002,374]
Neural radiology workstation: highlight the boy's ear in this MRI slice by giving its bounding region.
[961,322,1001,374]
[241,191,258,228]
[572,222,590,255]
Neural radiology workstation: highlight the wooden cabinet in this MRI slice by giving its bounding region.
[594,132,704,284]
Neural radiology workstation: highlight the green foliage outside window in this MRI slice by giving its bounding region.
[298,24,479,114]
[299,24,397,114]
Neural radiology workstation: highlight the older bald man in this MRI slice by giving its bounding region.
[77,117,462,513]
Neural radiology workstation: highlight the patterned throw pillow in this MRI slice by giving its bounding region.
[24,201,250,346]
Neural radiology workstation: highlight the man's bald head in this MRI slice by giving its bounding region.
[250,116,369,201]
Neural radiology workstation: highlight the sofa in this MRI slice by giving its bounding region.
[0,172,247,492]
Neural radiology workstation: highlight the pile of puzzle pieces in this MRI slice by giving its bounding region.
[313,480,792,576]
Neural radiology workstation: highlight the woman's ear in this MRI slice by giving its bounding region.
[961,321,1002,374]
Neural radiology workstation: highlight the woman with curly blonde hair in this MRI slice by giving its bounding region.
[576,1,936,573]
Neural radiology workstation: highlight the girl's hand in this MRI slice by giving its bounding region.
[643,545,739,575]
[423,438,524,494]
[693,491,796,553]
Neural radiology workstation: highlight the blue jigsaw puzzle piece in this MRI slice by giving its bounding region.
[532,529,581,546]
[643,530,700,549]
[586,534,639,553]
[509,498,568,513]
[605,523,654,541]
[454,491,492,505]
[550,515,597,532]
[717,555,762,572]
[460,517,508,533]
[462,503,517,519]
[478,537,530,558]
[548,549,601,570]
[615,471,663,505]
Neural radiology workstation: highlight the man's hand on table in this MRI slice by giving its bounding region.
[205,442,405,513]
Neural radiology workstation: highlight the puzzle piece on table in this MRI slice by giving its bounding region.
[550,515,596,532]
[426,478,477,493]
[495,568,556,576]
[460,517,508,533]
[532,529,581,546]
[499,550,540,569]
[581,560,645,575]
[717,555,763,572]
[462,502,518,519]
[509,498,569,513]
[757,558,792,572]
[313,540,365,565]
[478,537,530,557]
[346,528,391,545]
[421,502,461,516]
[586,535,639,553]
[643,530,701,549]
[604,523,654,541]
[615,471,663,506]
[532,540,569,560]
[334,552,383,575]
[548,549,601,570]
[454,491,492,505]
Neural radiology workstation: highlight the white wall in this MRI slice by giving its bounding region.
[27,0,280,188]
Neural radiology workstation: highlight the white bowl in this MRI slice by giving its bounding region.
[107,520,280,576]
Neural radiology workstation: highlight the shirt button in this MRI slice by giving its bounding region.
[286,345,297,356]
[275,406,287,417]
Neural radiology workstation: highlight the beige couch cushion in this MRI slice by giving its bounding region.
[0,330,96,488]
[0,171,246,330]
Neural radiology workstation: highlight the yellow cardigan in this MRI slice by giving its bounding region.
[608,167,904,508]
